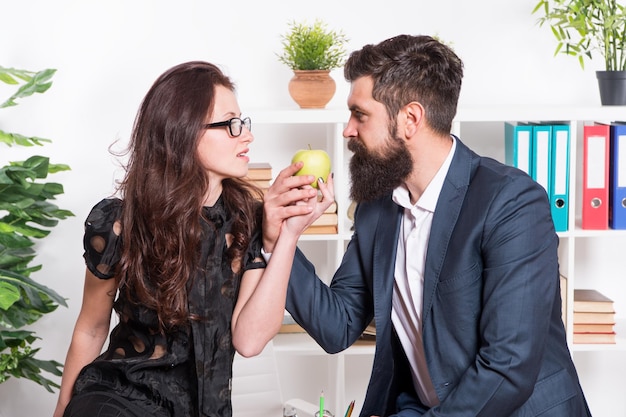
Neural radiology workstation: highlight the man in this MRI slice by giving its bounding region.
[264,35,590,417]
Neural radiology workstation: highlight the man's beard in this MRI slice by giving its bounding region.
[348,135,413,203]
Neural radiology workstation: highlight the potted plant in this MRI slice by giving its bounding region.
[277,19,349,109]
[0,66,73,392]
[532,0,626,105]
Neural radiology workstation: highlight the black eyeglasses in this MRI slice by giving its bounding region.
[203,117,251,137]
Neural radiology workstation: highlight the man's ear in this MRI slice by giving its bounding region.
[401,101,425,138]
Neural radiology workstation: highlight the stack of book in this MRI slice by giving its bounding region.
[573,288,616,344]
[360,320,376,341]
[303,200,338,234]
[245,162,272,196]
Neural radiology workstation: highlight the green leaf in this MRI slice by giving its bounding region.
[48,163,71,174]
[0,245,36,273]
[0,72,18,85]
[0,268,67,307]
[0,67,35,84]
[0,222,49,238]
[0,281,20,310]
[22,156,50,179]
[0,68,56,108]
[0,233,34,249]
[0,130,50,147]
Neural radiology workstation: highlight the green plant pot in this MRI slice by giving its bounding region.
[596,71,626,106]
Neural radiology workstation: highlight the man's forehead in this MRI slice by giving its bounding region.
[348,76,376,107]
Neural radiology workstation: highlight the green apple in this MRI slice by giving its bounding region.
[291,148,331,189]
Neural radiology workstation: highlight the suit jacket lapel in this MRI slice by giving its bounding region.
[372,196,402,329]
[422,138,474,325]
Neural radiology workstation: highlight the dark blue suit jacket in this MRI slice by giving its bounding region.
[286,138,591,417]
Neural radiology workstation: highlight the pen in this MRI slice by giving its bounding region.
[344,400,355,417]
[319,391,324,417]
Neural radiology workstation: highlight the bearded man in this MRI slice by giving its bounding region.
[263,34,591,417]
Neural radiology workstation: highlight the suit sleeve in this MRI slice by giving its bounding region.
[286,226,375,354]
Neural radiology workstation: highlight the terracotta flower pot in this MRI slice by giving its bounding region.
[288,70,336,109]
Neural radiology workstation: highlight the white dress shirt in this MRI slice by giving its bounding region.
[391,137,456,407]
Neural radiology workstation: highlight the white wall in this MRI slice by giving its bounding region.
[0,0,610,415]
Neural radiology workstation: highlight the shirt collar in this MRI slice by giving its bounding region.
[392,136,457,213]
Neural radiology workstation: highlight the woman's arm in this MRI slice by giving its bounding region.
[231,171,334,357]
[53,269,117,417]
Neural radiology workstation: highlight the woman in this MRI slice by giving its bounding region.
[53,61,333,417]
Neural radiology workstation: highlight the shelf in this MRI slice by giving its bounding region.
[455,105,626,123]
[569,228,626,238]
[299,232,352,242]
[273,332,375,356]
[274,321,625,354]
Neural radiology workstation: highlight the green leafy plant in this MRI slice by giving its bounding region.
[532,0,626,70]
[277,19,349,71]
[0,66,73,392]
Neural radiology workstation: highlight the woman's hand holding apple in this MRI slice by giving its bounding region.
[262,154,333,253]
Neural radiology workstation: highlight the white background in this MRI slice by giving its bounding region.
[0,0,617,416]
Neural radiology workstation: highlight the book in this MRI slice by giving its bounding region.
[310,212,338,227]
[324,201,337,214]
[573,332,616,344]
[279,322,306,333]
[303,203,339,234]
[574,323,615,333]
[360,320,376,340]
[246,162,273,180]
[279,313,306,333]
[573,311,616,324]
[574,289,615,313]
[302,225,338,235]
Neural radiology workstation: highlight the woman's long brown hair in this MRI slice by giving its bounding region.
[116,61,262,331]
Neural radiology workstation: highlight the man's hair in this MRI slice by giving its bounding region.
[344,34,463,135]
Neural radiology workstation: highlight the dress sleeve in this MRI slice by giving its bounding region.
[242,228,266,272]
[83,198,123,279]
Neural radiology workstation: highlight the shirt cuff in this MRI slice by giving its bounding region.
[261,247,272,262]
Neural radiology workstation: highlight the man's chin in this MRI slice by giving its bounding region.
[349,180,399,203]
[348,136,412,202]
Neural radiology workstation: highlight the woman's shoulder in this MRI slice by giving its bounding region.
[91,197,123,212]
[83,198,123,280]
[85,198,123,227]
